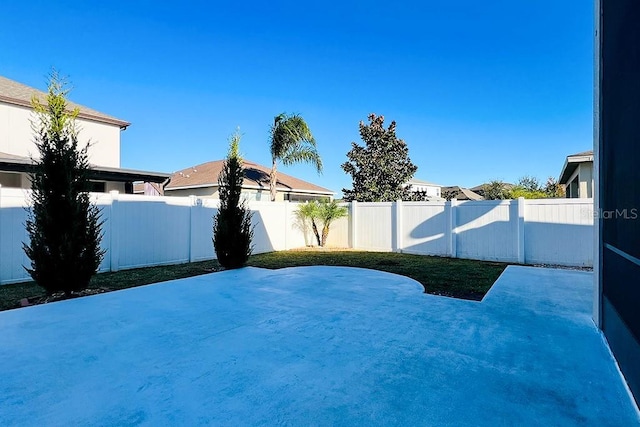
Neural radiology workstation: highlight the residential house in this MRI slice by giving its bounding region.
[0,75,169,192]
[558,150,593,198]
[470,182,515,198]
[441,186,484,201]
[406,178,443,199]
[164,160,334,202]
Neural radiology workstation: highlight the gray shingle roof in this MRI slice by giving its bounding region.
[0,75,129,128]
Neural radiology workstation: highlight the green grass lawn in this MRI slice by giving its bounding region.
[0,251,508,311]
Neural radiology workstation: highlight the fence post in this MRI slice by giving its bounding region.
[109,190,120,272]
[448,199,458,258]
[393,200,403,252]
[189,195,198,262]
[350,201,358,249]
[517,197,525,264]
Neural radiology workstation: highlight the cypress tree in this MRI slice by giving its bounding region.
[24,72,105,296]
[213,130,254,268]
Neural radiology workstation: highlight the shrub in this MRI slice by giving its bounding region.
[213,131,254,268]
[23,71,105,296]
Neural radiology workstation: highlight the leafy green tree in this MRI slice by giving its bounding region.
[509,176,547,199]
[317,200,349,247]
[342,114,417,202]
[23,71,105,296]
[483,180,510,200]
[269,113,322,201]
[543,176,565,198]
[296,201,322,246]
[213,130,254,268]
[515,175,541,192]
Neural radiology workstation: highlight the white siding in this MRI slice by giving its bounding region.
[0,101,121,167]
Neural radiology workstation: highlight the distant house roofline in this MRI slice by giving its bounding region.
[165,159,334,195]
[559,150,594,184]
[0,152,169,183]
[0,76,130,129]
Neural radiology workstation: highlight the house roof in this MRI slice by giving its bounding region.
[559,150,594,184]
[470,182,515,195]
[0,152,170,183]
[442,186,484,201]
[165,160,334,195]
[0,75,130,129]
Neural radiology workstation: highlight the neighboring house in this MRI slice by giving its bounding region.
[0,75,169,192]
[164,160,334,202]
[406,178,443,199]
[558,150,593,198]
[441,186,484,201]
[132,182,164,196]
[470,182,515,198]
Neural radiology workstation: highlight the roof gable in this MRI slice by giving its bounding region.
[165,159,333,194]
[0,75,129,129]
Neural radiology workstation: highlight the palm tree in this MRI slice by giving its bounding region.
[296,201,322,246]
[269,113,322,201]
[318,200,348,247]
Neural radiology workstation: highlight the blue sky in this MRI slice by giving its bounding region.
[0,1,593,194]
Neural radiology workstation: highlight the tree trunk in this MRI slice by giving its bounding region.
[270,159,277,201]
[311,219,321,246]
[321,223,330,247]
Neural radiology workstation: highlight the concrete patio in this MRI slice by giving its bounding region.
[0,265,638,426]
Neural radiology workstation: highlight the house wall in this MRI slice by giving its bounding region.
[105,182,125,193]
[598,0,640,406]
[165,187,219,198]
[0,101,121,167]
[0,172,21,188]
[409,184,441,198]
[164,186,330,202]
[579,162,593,198]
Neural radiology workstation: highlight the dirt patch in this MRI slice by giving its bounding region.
[21,288,111,308]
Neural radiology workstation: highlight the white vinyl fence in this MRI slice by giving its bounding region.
[0,187,594,285]
[0,189,312,285]
[350,198,594,266]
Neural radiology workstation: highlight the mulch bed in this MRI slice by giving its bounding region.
[20,288,111,308]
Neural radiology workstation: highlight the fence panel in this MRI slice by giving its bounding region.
[401,202,449,256]
[324,205,350,248]
[191,198,218,261]
[0,193,598,286]
[524,199,594,266]
[115,194,191,270]
[455,200,518,262]
[355,203,393,251]
[0,188,32,284]
[93,192,114,273]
